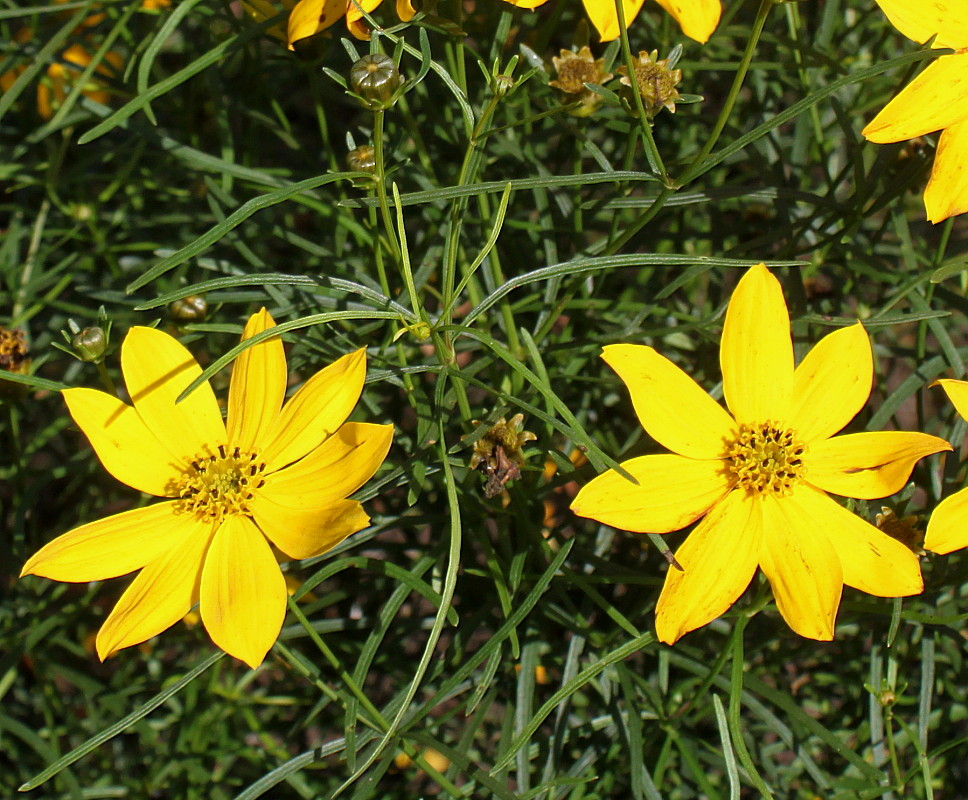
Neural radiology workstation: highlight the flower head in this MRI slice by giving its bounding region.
[925,380,968,554]
[501,0,721,44]
[862,0,968,222]
[21,310,392,668]
[549,46,613,117]
[287,0,416,45]
[571,265,950,643]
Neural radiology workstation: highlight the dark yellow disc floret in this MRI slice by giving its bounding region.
[174,444,267,524]
[726,421,806,496]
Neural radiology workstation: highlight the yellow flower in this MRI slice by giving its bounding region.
[287,0,416,45]
[862,0,968,222]
[925,380,968,554]
[571,265,950,643]
[500,0,721,44]
[0,31,123,120]
[21,310,392,668]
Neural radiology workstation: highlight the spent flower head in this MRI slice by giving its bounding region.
[618,49,682,117]
[862,0,968,222]
[571,265,950,643]
[21,310,392,668]
[549,46,613,117]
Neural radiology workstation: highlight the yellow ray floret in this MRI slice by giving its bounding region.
[572,265,950,643]
[863,0,968,222]
[500,0,720,43]
[22,310,392,668]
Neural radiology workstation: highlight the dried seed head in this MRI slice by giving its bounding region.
[618,50,682,118]
[468,414,537,498]
[0,327,30,374]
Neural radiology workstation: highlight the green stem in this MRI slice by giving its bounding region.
[605,0,774,256]
[678,0,774,185]
[95,360,118,397]
[372,109,398,295]
[614,0,666,181]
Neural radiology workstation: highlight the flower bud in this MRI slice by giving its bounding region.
[346,144,376,173]
[169,295,208,323]
[491,73,514,97]
[71,326,108,362]
[349,53,402,109]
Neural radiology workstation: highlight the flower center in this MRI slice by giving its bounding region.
[174,445,267,524]
[726,421,807,496]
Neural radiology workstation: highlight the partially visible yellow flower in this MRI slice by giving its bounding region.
[21,310,392,668]
[925,380,968,554]
[501,0,721,44]
[1,30,123,120]
[287,0,416,45]
[862,0,968,222]
[571,265,950,644]
[242,0,299,42]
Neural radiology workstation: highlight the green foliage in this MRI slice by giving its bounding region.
[2,0,967,797]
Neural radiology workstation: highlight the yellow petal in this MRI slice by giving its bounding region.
[499,0,549,9]
[395,0,415,21]
[251,497,370,559]
[863,53,968,142]
[346,0,382,38]
[96,520,212,661]
[121,326,226,458]
[872,0,968,49]
[786,484,922,596]
[226,310,287,454]
[788,323,872,444]
[287,0,347,47]
[199,515,287,668]
[758,493,842,640]
[21,502,193,582]
[806,431,951,499]
[925,487,968,554]
[580,0,646,41]
[654,489,759,644]
[63,388,185,496]
[925,119,968,222]
[653,0,722,43]
[260,422,392,507]
[936,378,968,420]
[260,348,367,470]
[721,264,794,425]
[570,454,731,533]
[602,344,736,459]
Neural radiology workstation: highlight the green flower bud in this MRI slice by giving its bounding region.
[349,54,402,109]
[169,295,209,323]
[71,326,108,362]
[491,74,514,97]
[346,145,376,173]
